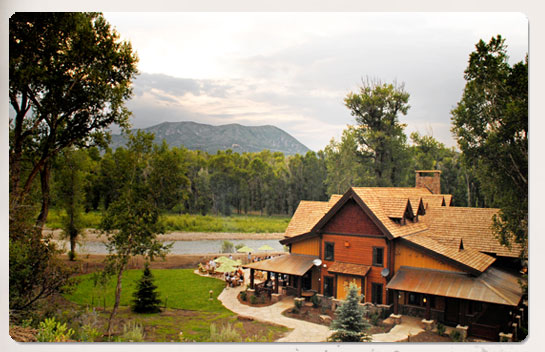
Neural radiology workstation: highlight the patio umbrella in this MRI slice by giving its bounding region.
[214,256,241,266]
[214,256,232,264]
[258,244,274,251]
[237,245,254,253]
[214,262,238,273]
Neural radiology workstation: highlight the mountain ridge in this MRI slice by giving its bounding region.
[109,121,311,155]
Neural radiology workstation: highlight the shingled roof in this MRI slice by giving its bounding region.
[421,207,521,258]
[401,232,496,274]
[284,194,341,238]
[284,184,517,273]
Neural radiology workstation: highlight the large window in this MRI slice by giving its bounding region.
[372,247,384,267]
[324,242,335,261]
[372,283,383,304]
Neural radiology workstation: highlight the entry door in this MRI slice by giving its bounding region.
[371,283,383,304]
[444,298,460,325]
[324,276,334,297]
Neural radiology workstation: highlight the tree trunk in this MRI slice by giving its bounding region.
[69,230,77,260]
[36,161,52,231]
[107,261,126,337]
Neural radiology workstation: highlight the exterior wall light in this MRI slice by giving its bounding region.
[423,297,427,303]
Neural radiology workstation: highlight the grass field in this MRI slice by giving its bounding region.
[67,269,229,313]
[47,209,290,233]
[64,268,290,341]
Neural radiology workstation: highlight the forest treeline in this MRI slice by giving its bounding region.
[47,126,486,220]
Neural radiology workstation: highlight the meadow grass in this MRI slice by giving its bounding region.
[47,209,290,233]
[64,268,290,342]
[66,269,229,314]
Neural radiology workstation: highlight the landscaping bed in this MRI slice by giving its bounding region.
[237,291,276,307]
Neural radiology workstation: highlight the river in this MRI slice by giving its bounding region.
[55,239,286,255]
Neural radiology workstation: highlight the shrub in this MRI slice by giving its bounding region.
[36,317,75,342]
[370,312,380,326]
[250,294,257,305]
[221,240,234,253]
[240,291,247,301]
[311,294,321,308]
[450,330,462,342]
[259,295,266,304]
[235,243,245,251]
[436,322,446,336]
[209,323,241,342]
[78,324,102,342]
[118,321,144,342]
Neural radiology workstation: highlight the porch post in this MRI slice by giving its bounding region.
[267,271,271,281]
[297,276,302,297]
[393,290,399,315]
[275,272,279,294]
[425,294,431,320]
[250,269,255,289]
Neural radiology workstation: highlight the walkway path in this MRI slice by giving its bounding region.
[198,269,427,343]
[371,315,424,342]
[218,284,332,342]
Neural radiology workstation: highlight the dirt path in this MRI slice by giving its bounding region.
[43,228,284,242]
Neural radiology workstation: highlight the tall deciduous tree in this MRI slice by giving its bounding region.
[53,147,89,260]
[100,131,170,335]
[344,79,411,187]
[9,12,138,228]
[451,35,528,258]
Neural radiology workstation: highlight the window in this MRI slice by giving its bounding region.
[324,276,334,297]
[324,242,334,261]
[373,247,384,267]
[372,283,383,304]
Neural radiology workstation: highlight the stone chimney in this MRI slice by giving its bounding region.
[415,170,442,194]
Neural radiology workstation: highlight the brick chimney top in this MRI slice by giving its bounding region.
[415,170,441,194]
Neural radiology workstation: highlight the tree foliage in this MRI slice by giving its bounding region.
[53,147,89,260]
[328,283,371,342]
[99,131,171,334]
[9,12,138,227]
[344,79,412,186]
[131,262,162,314]
[451,35,528,257]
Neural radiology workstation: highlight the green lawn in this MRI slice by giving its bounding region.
[66,269,229,313]
[47,209,290,233]
[64,268,290,342]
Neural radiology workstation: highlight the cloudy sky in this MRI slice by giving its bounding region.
[103,12,528,151]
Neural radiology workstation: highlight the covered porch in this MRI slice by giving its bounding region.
[242,253,320,298]
[387,266,524,340]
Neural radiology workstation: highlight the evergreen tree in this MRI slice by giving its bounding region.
[328,283,372,342]
[131,262,162,313]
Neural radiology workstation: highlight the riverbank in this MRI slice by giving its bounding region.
[62,252,286,273]
[43,228,285,242]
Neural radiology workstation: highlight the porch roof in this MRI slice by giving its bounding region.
[242,253,319,276]
[327,262,371,277]
[386,266,523,306]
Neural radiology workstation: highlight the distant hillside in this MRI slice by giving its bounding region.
[109,121,311,155]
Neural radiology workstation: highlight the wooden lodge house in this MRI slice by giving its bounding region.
[243,170,526,341]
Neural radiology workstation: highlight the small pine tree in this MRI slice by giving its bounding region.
[328,283,372,342]
[131,263,162,313]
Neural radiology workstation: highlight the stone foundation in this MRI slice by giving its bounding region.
[271,293,282,303]
[454,325,468,341]
[390,314,402,325]
[499,332,513,342]
[421,319,435,331]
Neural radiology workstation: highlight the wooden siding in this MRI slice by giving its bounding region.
[323,199,383,235]
[336,274,362,300]
[291,237,320,256]
[321,234,389,304]
[394,242,460,272]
